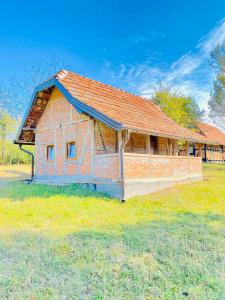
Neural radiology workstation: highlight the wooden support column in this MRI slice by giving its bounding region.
[197,143,202,157]
[146,135,151,154]
[185,141,189,156]
[168,139,173,156]
[204,144,207,162]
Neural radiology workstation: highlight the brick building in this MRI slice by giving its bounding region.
[189,122,225,162]
[15,70,221,200]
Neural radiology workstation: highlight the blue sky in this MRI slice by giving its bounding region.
[0,0,225,113]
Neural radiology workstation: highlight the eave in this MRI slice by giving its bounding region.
[14,78,123,144]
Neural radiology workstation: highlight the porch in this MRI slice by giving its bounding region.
[94,123,202,198]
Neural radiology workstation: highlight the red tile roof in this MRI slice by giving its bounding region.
[16,70,214,144]
[196,122,225,146]
[55,70,210,143]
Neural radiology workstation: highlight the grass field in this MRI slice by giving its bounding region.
[0,164,224,299]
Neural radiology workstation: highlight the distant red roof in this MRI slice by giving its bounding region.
[16,70,213,144]
[196,122,225,146]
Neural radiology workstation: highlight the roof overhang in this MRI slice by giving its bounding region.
[14,78,123,144]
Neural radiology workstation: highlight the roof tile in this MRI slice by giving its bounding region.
[56,70,209,142]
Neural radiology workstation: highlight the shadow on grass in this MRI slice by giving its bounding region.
[0,180,113,201]
[175,211,225,224]
[0,212,224,299]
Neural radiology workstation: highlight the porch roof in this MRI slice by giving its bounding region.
[15,70,211,144]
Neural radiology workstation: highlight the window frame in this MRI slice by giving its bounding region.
[66,141,77,160]
[46,144,55,162]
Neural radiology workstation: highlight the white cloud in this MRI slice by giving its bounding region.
[102,18,225,116]
[198,17,225,54]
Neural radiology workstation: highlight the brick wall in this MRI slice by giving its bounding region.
[94,154,120,182]
[35,88,93,178]
[125,132,146,153]
[206,145,225,161]
[157,137,168,155]
[195,144,225,161]
[124,153,202,179]
[94,121,118,154]
[35,87,203,185]
[35,88,121,182]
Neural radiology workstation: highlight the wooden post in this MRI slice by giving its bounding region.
[197,143,202,157]
[185,141,189,156]
[168,139,173,156]
[146,135,151,154]
[204,144,207,162]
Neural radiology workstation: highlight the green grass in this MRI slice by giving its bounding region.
[0,164,224,299]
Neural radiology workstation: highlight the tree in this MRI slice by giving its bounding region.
[2,55,70,117]
[0,110,17,163]
[152,88,203,129]
[209,44,225,131]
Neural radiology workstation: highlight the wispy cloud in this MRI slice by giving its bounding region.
[102,18,225,113]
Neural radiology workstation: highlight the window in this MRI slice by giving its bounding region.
[66,141,76,159]
[47,145,54,161]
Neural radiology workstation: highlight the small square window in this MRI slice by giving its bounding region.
[47,145,54,161]
[67,141,76,159]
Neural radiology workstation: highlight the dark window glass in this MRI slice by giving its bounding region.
[67,142,76,159]
[47,145,54,161]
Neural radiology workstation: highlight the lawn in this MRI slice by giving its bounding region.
[0,164,224,299]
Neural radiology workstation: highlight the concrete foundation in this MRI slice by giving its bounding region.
[124,175,202,199]
[33,174,202,200]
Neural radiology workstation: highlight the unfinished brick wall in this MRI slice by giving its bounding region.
[157,137,168,155]
[35,88,121,182]
[124,154,202,179]
[125,132,146,153]
[94,121,118,154]
[94,154,120,182]
[35,88,93,178]
[206,145,225,161]
[194,144,225,161]
[124,134,178,156]
[34,87,203,185]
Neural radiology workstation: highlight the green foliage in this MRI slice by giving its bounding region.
[209,44,225,130]
[0,164,224,299]
[0,141,34,165]
[0,109,17,141]
[153,88,203,128]
[0,109,34,164]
